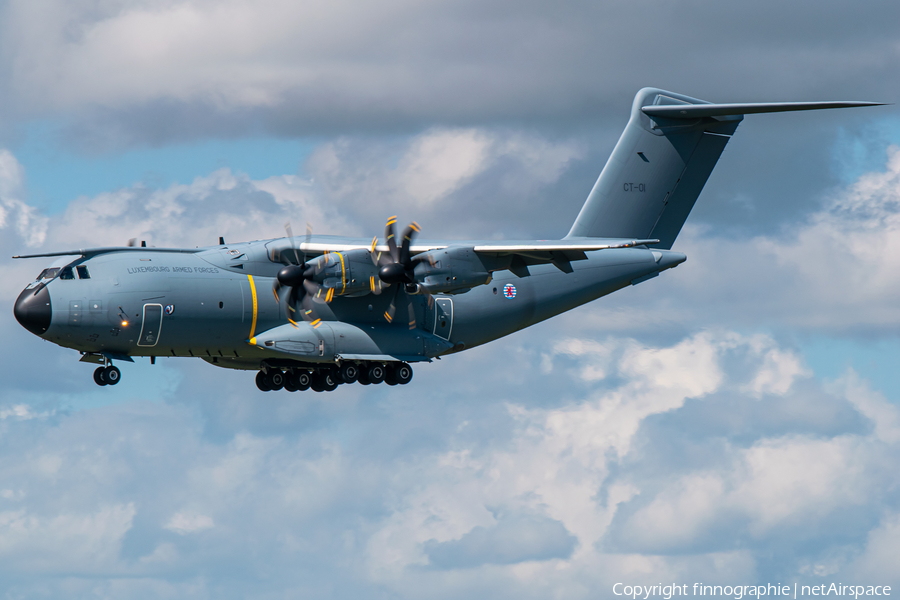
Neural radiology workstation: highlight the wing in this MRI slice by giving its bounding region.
[13,247,203,259]
[471,237,658,275]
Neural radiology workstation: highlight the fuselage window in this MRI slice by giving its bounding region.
[59,266,75,280]
[76,266,91,279]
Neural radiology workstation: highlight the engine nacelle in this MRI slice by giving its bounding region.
[414,247,492,294]
[307,249,381,297]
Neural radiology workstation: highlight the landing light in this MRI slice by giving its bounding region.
[121,320,129,327]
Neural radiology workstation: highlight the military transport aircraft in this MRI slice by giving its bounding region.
[12,88,883,392]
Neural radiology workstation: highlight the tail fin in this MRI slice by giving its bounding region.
[566,88,883,248]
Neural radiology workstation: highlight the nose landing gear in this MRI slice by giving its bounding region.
[93,365,121,386]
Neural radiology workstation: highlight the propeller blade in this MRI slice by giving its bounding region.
[398,222,419,266]
[303,278,322,300]
[273,280,283,303]
[384,285,401,323]
[370,236,380,266]
[284,222,301,266]
[288,285,301,313]
[385,216,399,263]
[405,293,416,330]
[317,255,329,275]
[369,275,389,295]
[304,222,312,265]
[419,285,434,308]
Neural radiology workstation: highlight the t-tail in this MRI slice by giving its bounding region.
[566,87,884,249]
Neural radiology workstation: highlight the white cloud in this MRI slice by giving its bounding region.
[848,512,900,585]
[0,504,135,573]
[304,128,584,237]
[165,512,214,534]
[0,82,899,598]
[0,404,53,420]
[0,319,897,596]
[0,149,47,247]
[733,435,871,532]
[398,129,493,204]
[44,168,355,250]
[573,145,900,338]
[361,329,900,594]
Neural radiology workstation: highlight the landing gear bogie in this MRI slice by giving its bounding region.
[253,362,412,392]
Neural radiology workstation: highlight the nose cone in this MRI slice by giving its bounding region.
[14,285,52,336]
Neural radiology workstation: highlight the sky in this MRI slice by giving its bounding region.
[1,0,900,598]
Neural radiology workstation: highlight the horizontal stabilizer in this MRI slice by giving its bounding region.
[642,101,886,120]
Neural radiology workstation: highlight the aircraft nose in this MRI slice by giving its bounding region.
[14,284,52,336]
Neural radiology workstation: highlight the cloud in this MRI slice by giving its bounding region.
[0,311,898,596]
[164,512,214,535]
[1,0,896,175]
[304,128,585,238]
[362,330,897,593]
[1,70,899,596]
[423,512,577,568]
[0,149,47,247]
[567,145,900,338]
[1,126,584,267]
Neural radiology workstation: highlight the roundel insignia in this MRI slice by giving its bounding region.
[164,304,175,315]
[502,283,517,299]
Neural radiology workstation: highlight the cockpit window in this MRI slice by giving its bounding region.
[59,266,75,280]
[37,267,60,281]
[76,266,91,279]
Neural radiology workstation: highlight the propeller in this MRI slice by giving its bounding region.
[370,216,433,330]
[272,222,328,328]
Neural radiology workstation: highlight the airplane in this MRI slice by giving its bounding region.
[12,88,884,393]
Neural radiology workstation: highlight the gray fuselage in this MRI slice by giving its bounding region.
[16,237,684,371]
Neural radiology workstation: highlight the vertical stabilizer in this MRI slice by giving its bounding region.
[566,88,741,248]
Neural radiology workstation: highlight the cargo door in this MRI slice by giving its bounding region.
[137,303,163,347]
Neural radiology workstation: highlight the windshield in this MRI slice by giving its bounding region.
[36,267,60,281]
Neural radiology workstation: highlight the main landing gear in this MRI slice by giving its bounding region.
[93,365,121,386]
[255,362,413,393]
